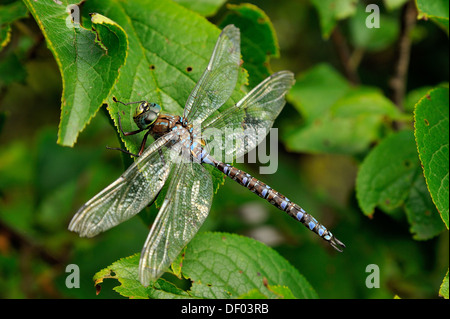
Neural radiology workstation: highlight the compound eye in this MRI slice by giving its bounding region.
[150,103,162,113]
[144,112,157,124]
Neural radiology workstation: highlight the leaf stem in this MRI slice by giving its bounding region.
[330,26,360,86]
[389,0,417,112]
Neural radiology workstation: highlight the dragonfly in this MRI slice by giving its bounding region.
[69,25,345,287]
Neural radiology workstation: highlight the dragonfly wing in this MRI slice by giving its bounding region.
[202,71,295,160]
[138,161,213,286]
[68,131,180,238]
[183,25,240,125]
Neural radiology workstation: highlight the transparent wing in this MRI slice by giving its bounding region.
[138,161,213,286]
[202,71,295,161]
[68,131,180,238]
[183,25,240,125]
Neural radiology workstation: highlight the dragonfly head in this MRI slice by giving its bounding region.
[133,101,162,129]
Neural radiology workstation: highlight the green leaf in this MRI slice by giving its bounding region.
[356,129,445,240]
[284,64,401,155]
[0,24,10,49]
[384,0,409,11]
[348,2,399,51]
[267,285,297,299]
[238,288,268,299]
[404,86,433,113]
[238,285,296,299]
[93,253,190,299]
[173,0,227,17]
[94,232,317,299]
[414,87,449,229]
[23,0,128,147]
[288,63,351,124]
[220,3,279,87]
[416,0,449,35]
[356,130,419,216]
[440,269,449,299]
[331,87,401,119]
[0,1,29,49]
[357,130,444,239]
[310,0,358,39]
[404,170,445,240]
[180,232,317,299]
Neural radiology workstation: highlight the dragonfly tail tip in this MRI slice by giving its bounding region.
[329,236,345,252]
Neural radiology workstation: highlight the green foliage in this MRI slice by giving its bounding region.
[356,131,419,215]
[0,2,28,85]
[174,0,227,17]
[356,130,444,239]
[220,3,279,88]
[416,0,449,35]
[285,64,402,154]
[0,1,28,49]
[310,0,357,39]
[0,0,448,300]
[23,0,128,147]
[93,253,191,299]
[414,87,449,229]
[94,232,317,299]
[440,269,449,299]
[348,2,399,51]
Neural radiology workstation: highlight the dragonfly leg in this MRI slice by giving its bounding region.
[105,110,151,157]
[106,146,140,157]
[137,130,151,156]
[107,120,151,157]
[117,112,143,136]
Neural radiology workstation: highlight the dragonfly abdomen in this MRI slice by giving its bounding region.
[201,152,345,252]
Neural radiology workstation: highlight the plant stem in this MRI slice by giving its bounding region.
[331,26,360,86]
[390,0,417,112]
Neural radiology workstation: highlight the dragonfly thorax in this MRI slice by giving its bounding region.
[133,101,162,130]
[150,114,183,139]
